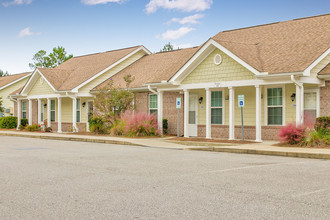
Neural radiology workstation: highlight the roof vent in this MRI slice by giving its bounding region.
[214,54,222,65]
[40,77,44,84]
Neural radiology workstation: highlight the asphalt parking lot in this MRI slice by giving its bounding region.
[1,136,330,219]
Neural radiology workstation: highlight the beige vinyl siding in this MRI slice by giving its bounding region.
[28,76,54,96]
[182,49,255,84]
[311,53,330,77]
[0,78,28,116]
[285,84,296,124]
[79,51,146,93]
[62,97,73,123]
[80,97,91,123]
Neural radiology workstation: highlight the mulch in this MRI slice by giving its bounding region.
[168,137,257,144]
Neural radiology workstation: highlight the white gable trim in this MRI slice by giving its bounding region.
[72,46,150,93]
[0,73,31,91]
[20,69,57,95]
[303,48,330,76]
[169,39,262,83]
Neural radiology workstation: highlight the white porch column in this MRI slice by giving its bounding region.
[296,84,301,126]
[58,97,62,133]
[47,98,51,128]
[205,88,211,139]
[37,99,41,124]
[184,89,189,138]
[157,91,163,134]
[72,98,77,132]
[28,99,32,126]
[300,84,304,124]
[229,87,235,140]
[255,85,262,142]
[17,99,21,130]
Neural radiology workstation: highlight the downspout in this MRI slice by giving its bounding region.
[147,85,158,94]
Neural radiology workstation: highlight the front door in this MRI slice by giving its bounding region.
[188,95,198,137]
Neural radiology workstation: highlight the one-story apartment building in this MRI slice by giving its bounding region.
[8,14,330,141]
[0,72,31,117]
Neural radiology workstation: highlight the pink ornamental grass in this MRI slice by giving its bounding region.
[120,112,159,137]
[278,123,305,145]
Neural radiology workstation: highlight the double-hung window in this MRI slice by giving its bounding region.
[22,101,27,119]
[76,98,81,123]
[211,91,223,124]
[149,94,158,116]
[50,100,56,122]
[267,88,283,125]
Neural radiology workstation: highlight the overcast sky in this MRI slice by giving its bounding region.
[1,0,329,74]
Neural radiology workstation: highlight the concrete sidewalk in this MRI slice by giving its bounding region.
[1,130,330,159]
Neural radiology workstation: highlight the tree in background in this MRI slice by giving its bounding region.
[0,69,9,77]
[29,46,73,69]
[160,42,174,52]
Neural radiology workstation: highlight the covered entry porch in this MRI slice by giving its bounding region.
[156,77,323,141]
[16,95,94,132]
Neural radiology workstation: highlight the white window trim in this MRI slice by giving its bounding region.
[210,89,225,125]
[76,98,81,123]
[264,85,286,126]
[148,94,158,115]
[304,88,320,118]
[50,99,56,122]
[22,101,27,119]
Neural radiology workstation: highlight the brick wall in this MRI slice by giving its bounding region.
[320,81,330,117]
[163,92,184,136]
[51,122,87,132]
[198,125,281,141]
[134,91,185,136]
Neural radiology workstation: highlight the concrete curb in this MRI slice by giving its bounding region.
[0,132,143,147]
[186,147,330,160]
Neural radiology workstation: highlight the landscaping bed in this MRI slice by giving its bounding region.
[167,137,258,145]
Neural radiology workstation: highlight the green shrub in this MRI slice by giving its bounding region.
[18,125,25,130]
[89,117,109,134]
[300,128,330,147]
[0,116,17,129]
[21,118,28,127]
[163,118,168,134]
[27,124,41,132]
[315,117,330,131]
[110,119,125,136]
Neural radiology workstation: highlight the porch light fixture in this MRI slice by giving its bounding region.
[82,102,86,108]
[291,93,296,102]
[44,104,47,108]
[225,95,229,100]
[199,97,203,104]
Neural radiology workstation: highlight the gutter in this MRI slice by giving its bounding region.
[291,75,302,87]
[147,85,158,94]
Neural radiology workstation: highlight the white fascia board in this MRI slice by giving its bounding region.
[303,48,330,76]
[158,77,323,92]
[210,39,261,75]
[72,46,150,93]
[169,39,261,83]
[0,73,32,91]
[300,76,324,85]
[21,69,57,95]
[256,72,302,79]
[169,43,215,83]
